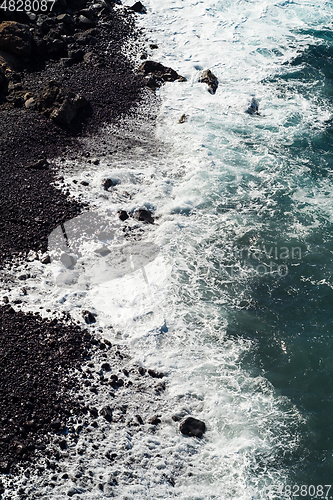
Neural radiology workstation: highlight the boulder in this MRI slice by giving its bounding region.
[36,80,89,125]
[45,38,67,56]
[129,1,147,13]
[118,210,129,221]
[137,60,186,89]
[0,22,32,57]
[199,69,218,94]
[180,416,206,438]
[246,97,260,115]
[82,310,96,324]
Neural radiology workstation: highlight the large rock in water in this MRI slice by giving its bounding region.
[137,60,186,90]
[180,417,206,438]
[0,22,32,57]
[36,80,89,125]
[199,69,218,94]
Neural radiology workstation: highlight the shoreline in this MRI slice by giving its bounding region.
[0,2,182,497]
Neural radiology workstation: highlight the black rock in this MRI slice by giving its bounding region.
[27,158,49,170]
[180,417,206,438]
[129,1,147,13]
[198,69,218,95]
[148,368,164,378]
[82,310,96,324]
[100,406,113,422]
[103,178,114,191]
[137,60,186,90]
[246,97,260,115]
[118,210,129,221]
[136,208,154,224]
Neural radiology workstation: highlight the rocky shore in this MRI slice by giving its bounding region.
[0,0,205,496]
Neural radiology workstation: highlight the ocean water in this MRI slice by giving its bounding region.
[3,0,333,498]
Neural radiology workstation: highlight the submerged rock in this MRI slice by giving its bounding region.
[137,60,186,90]
[129,1,147,13]
[199,69,218,94]
[246,97,260,115]
[180,416,206,438]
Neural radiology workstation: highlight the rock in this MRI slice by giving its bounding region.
[199,69,218,94]
[0,22,32,57]
[36,81,89,126]
[180,416,206,438]
[137,60,186,89]
[149,43,158,49]
[118,210,129,221]
[129,1,147,13]
[246,97,260,115]
[100,406,113,422]
[25,97,36,110]
[103,178,114,191]
[148,368,164,378]
[178,113,188,124]
[46,38,67,56]
[136,414,143,424]
[68,48,84,62]
[27,158,49,170]
[0,461,10,473]
[57,14,75,25]
[136,208,154,224]
[77,16,96,29]
[91,157,99,165]
[148,416,161,425]
[82,310,96,324]
[41,254,51,264]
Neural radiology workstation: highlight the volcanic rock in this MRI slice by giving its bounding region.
[129,1,147,13]
[135,208,154,224]
[118,210,129,221]
[103,178,114,191]
[0,21,32,57]
[82,310,96,324]
[36,80,89,125]
[180,416,206,438]
[199,69,218,94]
[137,60,186,89]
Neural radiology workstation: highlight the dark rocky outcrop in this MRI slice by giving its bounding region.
[135,208,154,224]
[0,21,32,57]
[180,416,206,438]
[137,60,186,90]
[36,80,89,125]
[199,69,218,94]
[246,97,260,115]
[103,178,114,191]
